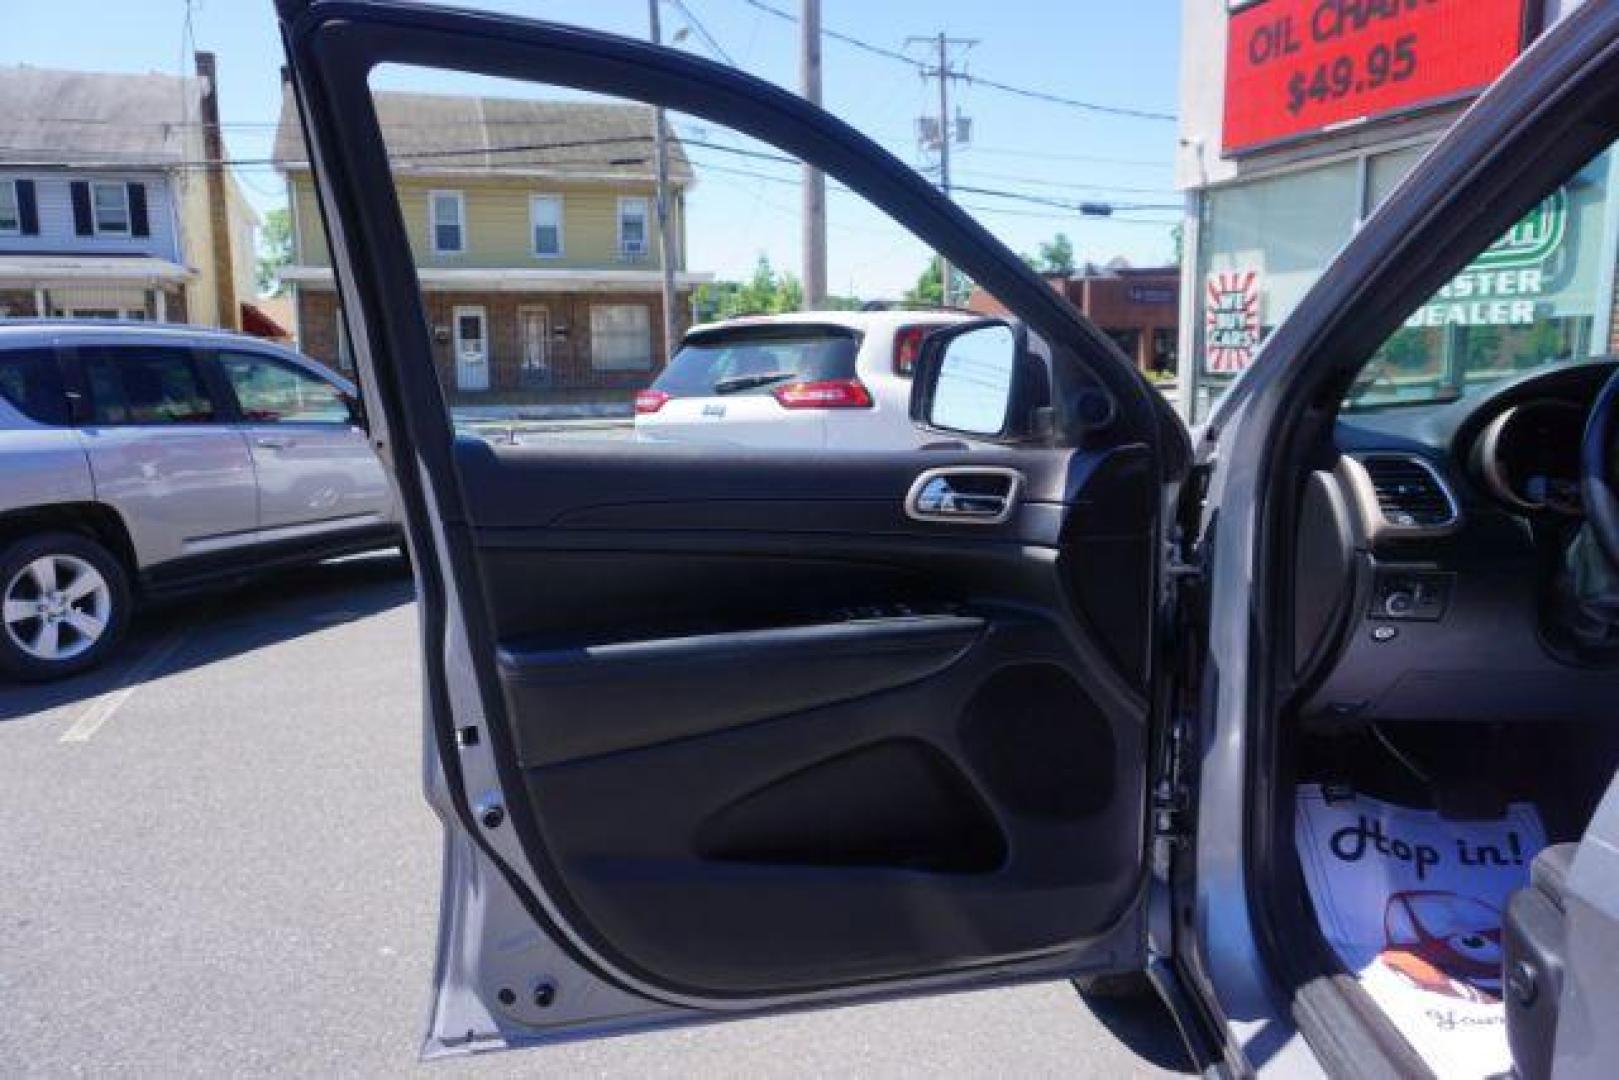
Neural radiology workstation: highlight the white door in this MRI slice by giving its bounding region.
[518,305,548,384]
[453,306,489,391]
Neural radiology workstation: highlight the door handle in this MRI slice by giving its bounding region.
[905,467,1022,524]
[255,436,295,450]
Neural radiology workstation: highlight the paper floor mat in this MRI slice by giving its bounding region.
[1295,784,1546,1080]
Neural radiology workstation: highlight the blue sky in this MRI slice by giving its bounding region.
[3,0,1182,296]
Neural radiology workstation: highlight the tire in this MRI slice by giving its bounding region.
[0,531,132,682]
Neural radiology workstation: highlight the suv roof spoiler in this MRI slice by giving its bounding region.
[857,299,980,316]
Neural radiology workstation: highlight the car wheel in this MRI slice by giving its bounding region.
[0,531,131,682]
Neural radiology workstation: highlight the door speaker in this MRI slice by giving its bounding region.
[959,664,1115,821]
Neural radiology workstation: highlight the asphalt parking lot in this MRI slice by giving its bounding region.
[0,552,1191,1078]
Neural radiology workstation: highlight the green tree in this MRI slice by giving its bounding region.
[256,206,293,296]
[907,259,944,305]
[1037,232,1076,276]
[906,259,970,306]
[695,255,804,320]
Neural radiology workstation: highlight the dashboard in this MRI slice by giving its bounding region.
[1477,399,1588,517]
[1296,359,1619,728]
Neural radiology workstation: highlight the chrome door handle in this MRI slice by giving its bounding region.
[255,436,295,450]
[905,467,1022,524]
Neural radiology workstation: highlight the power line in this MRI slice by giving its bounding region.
[739,0,922,68]
[945,168,1175,197]
[685,152,1175,218]
[0,130,1179,216]
[736,0,1174,121]
[970,143,1172,169]
[668,0,738,66]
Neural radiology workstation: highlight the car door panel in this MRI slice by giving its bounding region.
[78,426,259,563]
[446,436,1153,998]
[277,0,1175,1047]
[245,428,392,539]
[69,340,260,568]
[213,349,394,536]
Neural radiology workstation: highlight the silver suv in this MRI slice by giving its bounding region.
[0,322,397,681]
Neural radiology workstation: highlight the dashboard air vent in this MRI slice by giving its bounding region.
[1359,455,1456,529]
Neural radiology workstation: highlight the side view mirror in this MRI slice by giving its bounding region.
[342,390,368,430]
[909,318,1048,442]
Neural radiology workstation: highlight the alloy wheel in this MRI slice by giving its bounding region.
[2,553,113,662]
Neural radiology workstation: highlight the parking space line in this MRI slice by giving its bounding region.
[58,624,197,744]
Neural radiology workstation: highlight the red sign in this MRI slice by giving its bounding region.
[1223,0,1529,155]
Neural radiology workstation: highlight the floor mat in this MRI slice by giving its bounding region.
[1295,784,1546,1079]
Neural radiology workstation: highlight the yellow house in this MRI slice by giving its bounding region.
[273,89,710,403]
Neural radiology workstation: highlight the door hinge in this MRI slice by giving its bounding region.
[1153,713,1195,841]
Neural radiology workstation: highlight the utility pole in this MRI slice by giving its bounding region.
[195,51,238,330]
[649,0,680,365]
[908,33,976,307]
[800,0,826,309]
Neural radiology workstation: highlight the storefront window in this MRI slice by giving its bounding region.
[1190,144,1455,419]
[1365,145,1427,215]
[1106,328,1141,368]
[1195,160,1360,414]
[1347,150,1613,411]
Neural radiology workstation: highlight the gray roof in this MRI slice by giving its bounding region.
[274,89,693,185]
[0,65,203,166]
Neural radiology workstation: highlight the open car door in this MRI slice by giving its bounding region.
[275,0,1189,1056]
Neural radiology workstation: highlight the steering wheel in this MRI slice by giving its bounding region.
[1582,366,1619,569]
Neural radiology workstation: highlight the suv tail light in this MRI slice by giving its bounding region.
[634,389,670,414]
[893,324,930,376]
[772,379,873,409]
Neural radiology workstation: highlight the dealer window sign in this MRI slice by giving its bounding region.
[1223,0,1531,156]
[1205,269,1263,374]
[1405,187,1566,329]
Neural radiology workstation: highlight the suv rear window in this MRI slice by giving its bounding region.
[653,326,861,398]
[0,347,70,426]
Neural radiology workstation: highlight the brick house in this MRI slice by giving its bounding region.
[273,89,711,407]
[969,261,1180,377]
[0,58,257,328]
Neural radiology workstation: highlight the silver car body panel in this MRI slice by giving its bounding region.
[0,409,96,513]
[0,321,396,575]
[76,424,260,566]
[1553,774,1619,1077]
[238,419,394,534]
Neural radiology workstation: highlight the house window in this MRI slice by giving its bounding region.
[590,304,652,371]
[617,197,649,259]
[92,181,131,235]
[0,181,17,235]
[530,195,563,257]
[430,190,465,253]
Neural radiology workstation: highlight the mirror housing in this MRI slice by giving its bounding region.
[909,318,1049,442]
[342,390,368,430]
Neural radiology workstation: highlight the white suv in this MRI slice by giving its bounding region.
[633,309,968,450]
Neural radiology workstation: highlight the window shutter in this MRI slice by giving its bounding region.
[16,179,38,235]
[128,183,149,238]
[70,181,92,235]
